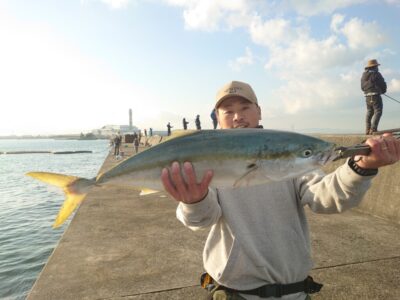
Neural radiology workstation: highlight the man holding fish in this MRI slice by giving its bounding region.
[161,81,400,300]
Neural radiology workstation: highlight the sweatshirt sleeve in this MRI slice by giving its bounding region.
[176,188,222,231]
[296,159,376,213]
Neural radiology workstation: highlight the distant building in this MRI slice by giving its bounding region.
[92,124,139,137]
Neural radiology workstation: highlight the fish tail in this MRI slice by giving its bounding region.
[26,172,95,228]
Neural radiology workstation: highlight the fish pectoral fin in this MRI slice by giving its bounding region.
[53,193,86,228]
[139,188,160,196]
[233,165,260,188]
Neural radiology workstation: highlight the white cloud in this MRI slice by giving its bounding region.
[81,0,131,9]
[284,0,368,16]
[249,17,298,48]
[381,68,399,77]
[389,78,400,93]
[265,35,357,72]
[163,0,251,31]
[340,70,359,82]
[228,47,254,71]
[253,14,386,73]
[330,13,345,33]
[101,0,130,9]
[182,1,223,31]
[274,74,359,114]
[340,17,386,49]
[385,0,400,5]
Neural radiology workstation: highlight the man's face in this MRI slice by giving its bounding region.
[216,96,261,129]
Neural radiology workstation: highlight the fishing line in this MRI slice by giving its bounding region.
[383,94,400,105]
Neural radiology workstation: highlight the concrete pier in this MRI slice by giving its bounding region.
[28,136,400,299]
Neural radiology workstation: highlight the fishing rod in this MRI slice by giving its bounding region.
[383,94,400,104]
[372,128,400,135]
[333,130,400,161]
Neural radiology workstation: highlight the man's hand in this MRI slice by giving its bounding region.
[355,133,400,169]
[161,161,213,204]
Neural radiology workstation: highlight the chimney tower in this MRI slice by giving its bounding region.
[129,109,132,130]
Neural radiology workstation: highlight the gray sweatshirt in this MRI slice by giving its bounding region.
[176,161,374,299]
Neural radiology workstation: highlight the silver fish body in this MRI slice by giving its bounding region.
[27,129,335,227]
[97,129,335,190]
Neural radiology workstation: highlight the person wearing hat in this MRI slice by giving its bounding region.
[361,59,387,135]
[161,81,400,300]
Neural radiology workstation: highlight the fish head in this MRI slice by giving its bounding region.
[257,134,336,181]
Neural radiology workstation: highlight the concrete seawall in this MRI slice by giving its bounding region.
[27,135,400,299]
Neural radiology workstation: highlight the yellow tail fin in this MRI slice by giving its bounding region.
[53,193,86,228]
[26,172,94,228]
[26,172,80,187]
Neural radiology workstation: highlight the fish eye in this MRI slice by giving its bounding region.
[302,149,313,157]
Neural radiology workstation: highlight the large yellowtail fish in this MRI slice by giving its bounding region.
[27,129,335,228]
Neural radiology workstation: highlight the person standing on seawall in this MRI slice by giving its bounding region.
[167,122,173,136]
[113,132,122,157]
[195,115,201,130]
[361,59,387,135]
[211,109,218,129]
[183,118,189,130]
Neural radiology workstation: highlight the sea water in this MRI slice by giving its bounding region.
[0,139,109,299]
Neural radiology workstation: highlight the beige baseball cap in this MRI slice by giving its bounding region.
[215,81,258,109]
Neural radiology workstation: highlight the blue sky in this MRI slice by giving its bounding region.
[1,0,399,135]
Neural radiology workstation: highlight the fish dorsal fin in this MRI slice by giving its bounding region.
[139,188,160,196]
[233,164,260,188]
[164,130,198,140]
[26,172,79,188]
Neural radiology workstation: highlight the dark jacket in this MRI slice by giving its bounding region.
[361,69,387,95]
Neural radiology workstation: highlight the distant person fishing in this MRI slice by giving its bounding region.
[182,118,189,130]
[113,133,122,158]
[134,135,139,153]
[210,109,218,129]
[361,59,387,135]
[195,115,201,130]
[167,122,173,136]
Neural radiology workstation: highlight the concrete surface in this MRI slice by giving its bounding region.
[28,136,400,299]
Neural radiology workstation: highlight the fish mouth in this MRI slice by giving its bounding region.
[316,145,338,165]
